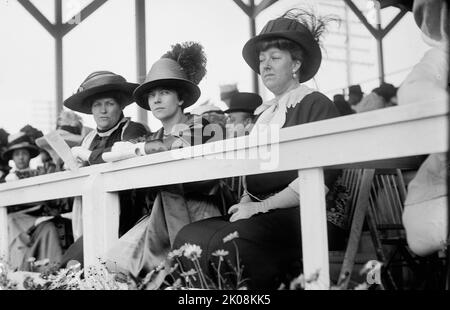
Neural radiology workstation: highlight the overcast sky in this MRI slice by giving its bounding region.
[0,0,428,133]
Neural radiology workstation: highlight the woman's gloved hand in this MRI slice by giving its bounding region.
[71,146,91,162]
[102,141,146,162]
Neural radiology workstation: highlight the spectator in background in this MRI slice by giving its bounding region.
[36,110,89,171]
[3,130,72,271]
[220,83,239,108]
[2,131,40,182]
[225,92,262,138]
[191,100,227,131]
[333,94,355,116]
[353,82,397,113]
[0,128,10,183]
[347,84,364,109]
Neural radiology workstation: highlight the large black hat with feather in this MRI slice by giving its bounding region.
[134,42,207,110]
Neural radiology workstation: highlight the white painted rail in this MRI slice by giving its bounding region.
[0,102,448,289]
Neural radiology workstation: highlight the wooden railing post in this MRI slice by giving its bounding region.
[81,173,120,268]
[298,168,330,289]
[0,207,8,262]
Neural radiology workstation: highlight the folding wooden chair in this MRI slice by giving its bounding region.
[366,169,447,289]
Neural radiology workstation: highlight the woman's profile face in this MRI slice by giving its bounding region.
[91,97,123,131]
[259,47,299,95]
[147,88,183,122]
[12,148,31,170]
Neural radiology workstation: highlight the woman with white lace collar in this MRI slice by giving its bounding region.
[173,8,345,289]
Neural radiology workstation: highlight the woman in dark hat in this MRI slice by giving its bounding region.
[103,42,224,279]
[173,8,346,289]
[63,71,148,165]
[2,132,40,182]
[59,72,148,266]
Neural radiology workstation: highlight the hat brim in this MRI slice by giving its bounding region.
[242,31,322,83]
[63,82,139,114]
[3,143,40,161]
[133,79,200,111]
[224,108,255,114]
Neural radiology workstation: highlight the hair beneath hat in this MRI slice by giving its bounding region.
[86,90,130,109]
[256,38,305,63]
[161,42,207,86]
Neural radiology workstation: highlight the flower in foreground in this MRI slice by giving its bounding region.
[168,249,183,260]
[183,244,202,260]
[180,269,197,278]
[223,231,239,243]
[212,249,229,261]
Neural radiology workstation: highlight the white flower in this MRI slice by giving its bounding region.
[168,249,183,260]
[212,249,229,260]
[223,231,239,243]
[180,269,197,278]
[183,244,202,260]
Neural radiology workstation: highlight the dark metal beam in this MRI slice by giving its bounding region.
[61,0,109,36]
[343,0,380,39]
[253,0,278,18]
[249,0,259,94]
[233,0,251,17]
[55,0,64,113]
[381,9,407,38]
[17,0,56,37]
[135,0,148,124]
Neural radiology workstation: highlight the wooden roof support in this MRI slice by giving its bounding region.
[61,0,109,37]
[343,0,409,84]
[17,0,109,114]
[17,0,56,37]
[232,0,279,94]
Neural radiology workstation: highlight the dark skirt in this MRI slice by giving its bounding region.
[173,207,346,289]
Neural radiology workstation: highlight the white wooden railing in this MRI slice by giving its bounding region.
[0,102,448,289]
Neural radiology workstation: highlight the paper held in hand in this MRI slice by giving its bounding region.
[43,131,79,171]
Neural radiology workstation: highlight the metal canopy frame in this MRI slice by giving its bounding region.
[343,0,408,84]
[16,0,410,123]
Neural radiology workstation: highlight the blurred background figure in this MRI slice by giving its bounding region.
[219,83,239,108]
[225,92,262,138]
[353,82,397,113]
[36,110,91,171]
[3,131,40,182]
[333,94,355,116]
[0,128,10,183]
[191,99,227,137]
[347,84,364,109]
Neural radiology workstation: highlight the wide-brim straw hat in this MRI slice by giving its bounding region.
[224,92,262,114]
[64,71,139,114]
[133,58,201,111]
[242,17,321,83]
[3,132,40,161]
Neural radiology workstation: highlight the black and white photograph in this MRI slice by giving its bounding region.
[0,0,448,294]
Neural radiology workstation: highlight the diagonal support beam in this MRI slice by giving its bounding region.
[343,0,380,39]
[381,9,407,38]
[233,0,251,17]
[17,0,56,37]
[253,0,278,18]
[61,0,109,36]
